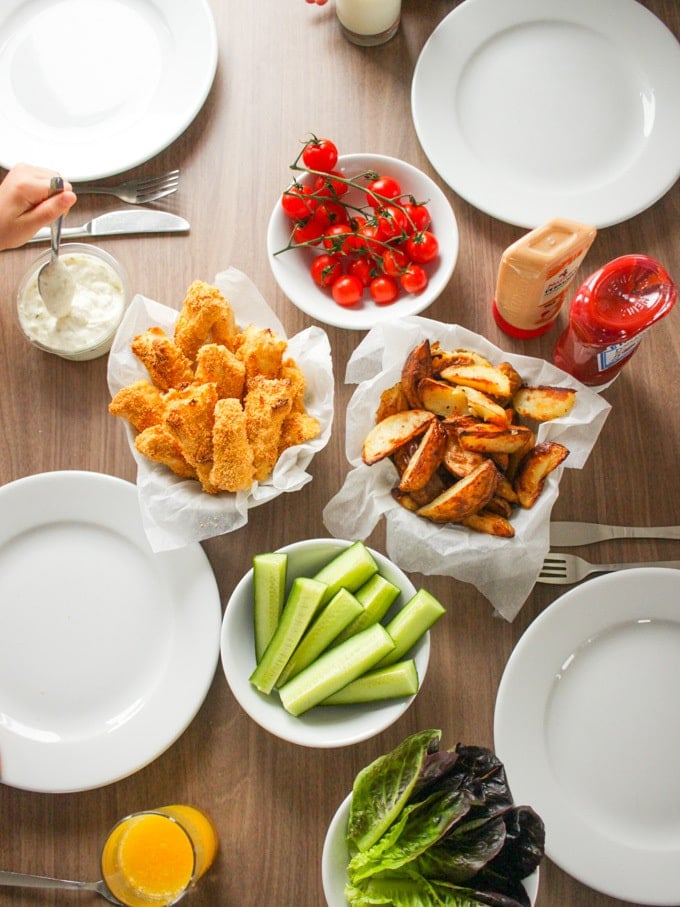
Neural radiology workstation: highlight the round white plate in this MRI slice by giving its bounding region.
[0,471,222,793]
[220,539,430,748]
[0,0,217,181]
[412,0,680,228]
[267,153,458,332]
[494,568,680,904]
[322,793,539,906]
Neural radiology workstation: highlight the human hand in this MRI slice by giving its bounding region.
[0,163,77,251]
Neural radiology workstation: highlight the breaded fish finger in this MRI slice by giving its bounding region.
[174,280,236,361]
[108,379,166,432]
[210,398,255,492]
[195,343,246,400]
[131,326,194,391]
[163,382,218,468]
[244,376,292,482]
[134,425,197,479]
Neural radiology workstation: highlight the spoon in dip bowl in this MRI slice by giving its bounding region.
[36,175,76,318]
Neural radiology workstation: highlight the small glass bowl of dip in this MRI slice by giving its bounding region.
[17,243,129,361]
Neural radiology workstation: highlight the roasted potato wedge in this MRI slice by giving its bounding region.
[401,339,433,408]
[439,362,513,398]
[513,385,577,421]
[362,409,435,465]
[376,382,410,423]
[441,422,486,478]
[462,386,509,427]
[458,423,534,455]
[432,347,494,371]
[514,441,569,508]
[398,420,446,492]
[418,377,469,418]
[462,510,516,538]
[417,459,497,523]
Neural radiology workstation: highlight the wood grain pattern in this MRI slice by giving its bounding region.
[0,2,678,905]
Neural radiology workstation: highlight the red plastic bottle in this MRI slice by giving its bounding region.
[553,254,677,387]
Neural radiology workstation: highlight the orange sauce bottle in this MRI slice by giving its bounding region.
[493,218,597,338]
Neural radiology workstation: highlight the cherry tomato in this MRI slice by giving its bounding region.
[281,184,317,221]
[348,256,374,287]
[302,138,339,173]
[322,223,354,254]
[310,253,343,288]
[315,200,349,229]
[380,246,409,277]
[292,214,327,245]
[376,205,409,241]
[366,176,402,208]
[331,274,364,307]
[355,222,382,256]
[314,171,349,198]
[400,263,429,294]
[404,230,439,264]
[369,275,399,305]
[403,203,432,234]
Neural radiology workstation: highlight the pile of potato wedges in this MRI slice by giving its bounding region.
[361,340,575,537]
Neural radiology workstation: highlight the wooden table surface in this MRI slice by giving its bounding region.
[1,1,679,905]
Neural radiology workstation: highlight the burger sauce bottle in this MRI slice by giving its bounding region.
[553,254,677,387]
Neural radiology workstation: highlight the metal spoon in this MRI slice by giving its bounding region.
[0,869,125,904]
[36,175,76,318]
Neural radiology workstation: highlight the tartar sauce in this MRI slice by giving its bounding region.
[19,250,125,360]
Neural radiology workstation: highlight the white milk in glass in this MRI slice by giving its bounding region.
[336,0,401,44]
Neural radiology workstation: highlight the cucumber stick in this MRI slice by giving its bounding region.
[253,552,288,661]
[249,576,327,694]
[312,541,379,606]
[377,588,445,668]
[322,659,419,705]
[276,588,364,687]
[332,573,400,645]
[278,623,395,716]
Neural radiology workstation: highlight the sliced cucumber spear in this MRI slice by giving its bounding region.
[321,659,419,705]
[253,552,288,662]
[331,573,400,645]
[276,587,364,687]
[312,540,379,606]
[376,588,445,668]
[278,623,395,716]
[249,576,327,695]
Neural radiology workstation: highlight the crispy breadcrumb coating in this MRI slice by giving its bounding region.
[131,326,194,391]
[174,280,236,361]
[194,343,246,400]
[134,425,197,479]
[108,379,165,432]
[244,376,293,481]
[210,398,255,492]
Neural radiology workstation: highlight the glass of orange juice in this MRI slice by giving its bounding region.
[101,805,218,907]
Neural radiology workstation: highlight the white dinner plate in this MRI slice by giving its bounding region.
[411,0,680,228]
[494,568,680,904]
[0,471,222,793]
[0,0,217,180]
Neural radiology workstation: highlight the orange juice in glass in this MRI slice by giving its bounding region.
[101,805,218,906]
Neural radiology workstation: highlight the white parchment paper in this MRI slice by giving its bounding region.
[107,267,334,552]
[322,317,611,620]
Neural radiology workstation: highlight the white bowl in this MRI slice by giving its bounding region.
[220,538,430,748]
[322,793,540,906]
[267,153,459,331]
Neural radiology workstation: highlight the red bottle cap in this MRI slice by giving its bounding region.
[492,299,555,339]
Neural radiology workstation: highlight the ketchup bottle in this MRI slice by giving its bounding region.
[553,254,677,387]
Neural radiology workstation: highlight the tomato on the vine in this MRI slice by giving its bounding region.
[348,256,374,287]
[404,230,439,264]
[322,223,354,254]
[355,222,382,256]
[331,274,364,307]
[366,175,402,208]
[281,184,317,221]
[314,200,349,229]
[292,214,327,245]
[376,205,409,241]
[369,275,399,305]
[380,246,409,277]
[301,138,338,173]
[314,171,349,198]
[310,253,343,288]
[403,203,431,234]
[400,263,429,294]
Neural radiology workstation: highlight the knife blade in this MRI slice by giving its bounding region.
[550,521,680,547]
[29,209,190,242]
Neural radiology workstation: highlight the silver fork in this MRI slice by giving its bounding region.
[73,169,179,204]
[0,870,124,904]
[538,552,680,585]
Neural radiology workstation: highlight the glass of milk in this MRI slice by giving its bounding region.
[335,0,401,46]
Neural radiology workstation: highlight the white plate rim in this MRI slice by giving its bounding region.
[322,792,540,906]
[411,0,680,227]
[494,567,680,904]
[220,538,430,748]
[266,152,459,331]
[0,470,222,793]
[0,0,218,180]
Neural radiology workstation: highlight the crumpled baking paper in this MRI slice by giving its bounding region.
[322,317,611,620]
[107,267,334,552]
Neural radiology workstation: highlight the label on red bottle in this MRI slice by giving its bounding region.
[595,332,647,372]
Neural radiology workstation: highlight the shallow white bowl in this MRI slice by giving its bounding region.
[220,538,430,748]
[322,793,540,906]
[267,153,459,331]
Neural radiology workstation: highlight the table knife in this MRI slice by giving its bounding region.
[550,521,680,547]
[29,210,190,242]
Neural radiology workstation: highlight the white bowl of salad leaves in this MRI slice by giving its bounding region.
[220,539,442,748]
[322,730,542,906]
